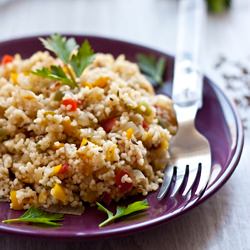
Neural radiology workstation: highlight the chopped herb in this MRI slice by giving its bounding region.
[2,207,64,227]
[53,90,64,101]
[69,40,94,77]
[33,34,95,88]
[32,65,77,89]
[40,34,78,64]
[136,54,166,87]
[97,199,149,227]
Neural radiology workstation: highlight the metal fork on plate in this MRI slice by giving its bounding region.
[157,0,211,201]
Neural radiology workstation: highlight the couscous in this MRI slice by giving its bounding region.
[0,35,177,213]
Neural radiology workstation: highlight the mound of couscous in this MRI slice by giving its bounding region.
[0,36,176,213]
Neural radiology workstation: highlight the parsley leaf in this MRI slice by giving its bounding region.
[32,65,77,88]
[2,207,64,227]
[136,54,166,87]
[69,40,94,77]
[40,34,78,64]
[97,199,149,227]
[35,34,95,87]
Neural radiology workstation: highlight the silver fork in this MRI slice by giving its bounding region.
[157,0,211,201]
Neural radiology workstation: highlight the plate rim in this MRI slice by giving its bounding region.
[0,34,244,239]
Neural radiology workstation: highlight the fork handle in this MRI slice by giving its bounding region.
[172,0,206,108]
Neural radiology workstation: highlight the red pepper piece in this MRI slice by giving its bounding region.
[62,98,78,111]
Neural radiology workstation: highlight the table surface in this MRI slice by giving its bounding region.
[0,0,250,249]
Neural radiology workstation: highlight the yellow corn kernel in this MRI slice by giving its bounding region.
[10,190,23,210]
[52,142,64,150]
[126,128,134,140]
[51,183,67,203]
[23,71,29,76]
[50,164,62,176]
[106,145,117,162]
[10,73,18,85]
[80,138,88,147]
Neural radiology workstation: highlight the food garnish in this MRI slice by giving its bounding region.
[136,53,166,87]
[2,207,64,227]
[97,199,149,227]
[32,34,95,88]
[33,65,77,88]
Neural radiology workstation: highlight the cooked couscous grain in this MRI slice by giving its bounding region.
[0,50,177,212]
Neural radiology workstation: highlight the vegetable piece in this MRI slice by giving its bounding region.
[142,120,149,130]
[82,77,110,89]
[50,164,62,176]
[136,54,166,87]
[97,199,149,227]
[53,90,64,101]
[100,117,117,133]
[32,66,77,89]
[44,111,55,116]
[10,73,18,84]
[58,163,70,174]
[115,169,133,193]
[1,54,14,65]
[126,128,134,140]
[62,98,78,111]
[80,138,88,147]
[40,34,78,64]
[10,190,23,210]
[69,40,94,77]
[105,145,117,162]
[2,206,64,226]
[136,101,152,116]
[51,183,67,203]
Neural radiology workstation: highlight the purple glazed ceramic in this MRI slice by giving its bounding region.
[0,35,244,239]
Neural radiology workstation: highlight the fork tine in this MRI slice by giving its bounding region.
[170,165,189,197]
[182,163,202,196]
[195,161,211,196]
[157,166,176,200]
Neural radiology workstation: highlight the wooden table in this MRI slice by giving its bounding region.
[0,0,249,249]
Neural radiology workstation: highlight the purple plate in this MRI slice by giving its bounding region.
[0,35,244,239]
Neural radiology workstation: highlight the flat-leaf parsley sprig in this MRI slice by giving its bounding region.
[2,207,64,227]
[97,199,149,227]
[136,53,166,87]
[32,34,95,88]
